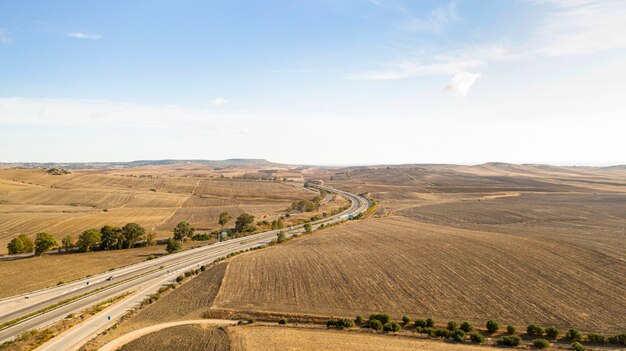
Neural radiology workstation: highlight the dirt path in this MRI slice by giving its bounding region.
[99,319,238,351]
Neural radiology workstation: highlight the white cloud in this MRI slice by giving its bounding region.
[403,2,458,33]
[209,97,229,107]
[66,32,101,40]
[529,0,626,56]
[0,29,12,44]
[443,72,481,96]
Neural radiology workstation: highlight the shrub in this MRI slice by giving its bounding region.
[435,328,450,338]
[545,326,559,339]
[496,335,522,347]
[451,329,466,342]
[327,319,355,330]
[402,315,411,324]
[470,332,485,343]
[175,275,184,283]
[369,314,390,324]
[426,318,435,327]
[278,319,288,325]
[571,342,585,351]
[247,318,255,324]
[414,326,423,333]
[565,328,582,341]
[608,334,626,345]
[507,325,516,334]
[527,324,544,337]
[486,320,499,333]
[369,319,383,331]
[533,338,551,349]
[422,327,436,337]
[460,321,473,332]
[587,333,606,343]
[383,322,401,332]
[447,321,458,330]
[355,315,365,325]
[414,319,427,328]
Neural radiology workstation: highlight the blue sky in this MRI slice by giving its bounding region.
[1,0,625,165]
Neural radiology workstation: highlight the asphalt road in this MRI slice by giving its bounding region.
[0,184,368,349]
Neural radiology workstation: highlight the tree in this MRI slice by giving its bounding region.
[383,322,401,332]
[355,315,365,325]
[61,235,74,252]
[533,339,550,349]
[527,324,543,337]
[447,321,459,330]
[426,318,435,327]
[496,335,521,346]
[451,329,466,342]
[7,235,34,254]
[369,314,390,324]
[507,325,516,335]
[166,238,182,254]
[278,319,288,325]
[414,319,427,328]
[460,321,473,332]
[145,232,156,246]
[121,223,145,249]
[34,232,57,256]
[276,231,286,243]
[235,213,255,233]
[100,225,123,250]
[545,326,559,339]
[571,342,585,351]
[218,212,232,230]
[173,221,194,241]
[402,316,411,324]
[486,320,499,333]
[77,228,101,252]
[271,218,284,230]
[304,222,312,233]
[470,332,485,343]
[369,319,383,331]
[565,328,582,341]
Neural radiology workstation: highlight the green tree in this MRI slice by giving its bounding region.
[355,315,365,325]
[100,225,123,250]
[173,221,194,241]
[369,319,383,331]
[451,329,466,342]
[383,322,401,332]
[545,326,559,339]
[61,235,74,252]
[166,238,182,254]
[533,339,551,349]
[496,335,521,346]
[571,342,585,351]
[304,222,312,233]
[218,212,232,230]
[486,320,499,333]
[145,232,156,246]
[426,318,435,327]
[235,213,255,233]
[402,316,411,324]
[527,324,543,337]
[460,321,473,332]
[34,232,57,256]
[7,234,34,254]
[447,321,458,330]
[276,231,286,243]
[271,218,285,230]
[121,223,145,249]
[565,329,582,341]
[470,332,485,343]
[507,325,516,335]
[77,228,101,252]
[369,314,390,324]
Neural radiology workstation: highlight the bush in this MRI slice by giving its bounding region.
[565,328,582,341]
[402,315,411,324]
[355,315,365,325]
[421,327,435,337]
[587,333,605,343]
[470,332,485,343]
[327,318,355,330]
[527,324,544,337]
[545,326,559,339]
[460,321,473,332]
[608,334,626,345]
[451,329,466,342]
[165,238,182,254]
[571,342,585,351]
[414,326,423,333]
[496,335,522,347]
[278,318,288,325]
[435,328,450,338]
[507,325,516,334]
[426,318,435,327]
[369,314,390,324]
[533,338,551,349]
[414,319,427,328]
[247,318,255,324]
[383,322,401,332]
[369,319,383,331]
[486,320,499,333]
[447,321,458,330]
[175,275,184,283]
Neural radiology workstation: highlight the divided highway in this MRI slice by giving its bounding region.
[0,184,369,350]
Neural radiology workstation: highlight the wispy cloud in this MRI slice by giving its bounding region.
[66,32,101,40]
[0,29,12,44]
[209,98,229,107]
[444,72,481,96]
[403,2,458,33]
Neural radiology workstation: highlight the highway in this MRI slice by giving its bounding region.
[0,184,369,350]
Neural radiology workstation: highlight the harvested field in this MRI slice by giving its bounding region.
[118,325,229,351]
[214,216,626,333]
[230,325,492,351]
[0,167,314,253]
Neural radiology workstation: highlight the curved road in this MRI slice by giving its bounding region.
[0,184,368,350]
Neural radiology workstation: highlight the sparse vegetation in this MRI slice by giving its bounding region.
[565,328,582,341]
[533,338,551,349]
[527,324,544,337]
[496,335,522,347]
[486,320,499,333]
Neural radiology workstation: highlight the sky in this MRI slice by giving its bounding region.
[0,0,625,166]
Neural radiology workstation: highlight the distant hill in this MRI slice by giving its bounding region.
[0,159,273,170]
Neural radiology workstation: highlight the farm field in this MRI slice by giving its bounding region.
[117,324,230,351]
[0,166,315,253]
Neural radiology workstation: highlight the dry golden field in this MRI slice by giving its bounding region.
[117,325,230,351]
[0,167,314,253]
